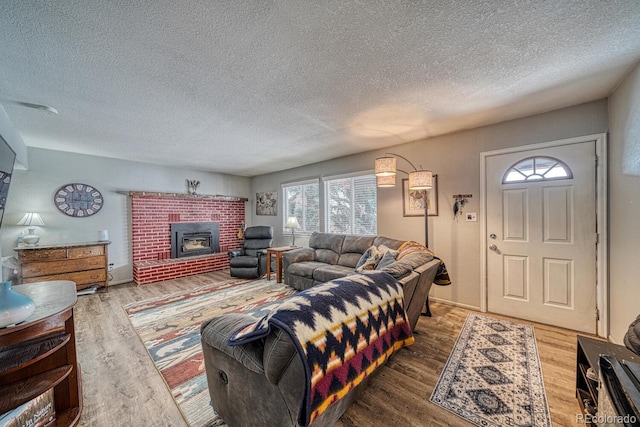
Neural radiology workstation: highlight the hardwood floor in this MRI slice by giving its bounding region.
[74,271,584,426]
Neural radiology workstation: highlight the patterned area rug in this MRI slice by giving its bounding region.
[430,313,552,426]
[124,277,297,427]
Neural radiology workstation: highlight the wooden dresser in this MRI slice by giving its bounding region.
[15,241,110,291]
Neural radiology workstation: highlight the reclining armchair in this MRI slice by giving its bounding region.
[228,226,273,279]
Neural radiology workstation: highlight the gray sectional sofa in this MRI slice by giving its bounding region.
[283,231,439,330]
[200,232,442,426]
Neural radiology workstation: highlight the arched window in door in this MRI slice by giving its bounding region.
[502,156,573,183]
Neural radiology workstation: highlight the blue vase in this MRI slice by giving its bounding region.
[0,281,36,328]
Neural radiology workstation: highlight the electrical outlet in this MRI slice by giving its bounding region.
[466,213,477,222]
[108,263,114,271]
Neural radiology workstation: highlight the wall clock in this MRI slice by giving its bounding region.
[54,183,104,217]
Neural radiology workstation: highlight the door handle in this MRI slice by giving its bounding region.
[489,244,498,252]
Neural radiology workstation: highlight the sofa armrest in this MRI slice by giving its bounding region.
[201,314,265,374]
[256,249,268,257]
[263,328,298,384]
[282,247,315,267]
[228,248,245,258]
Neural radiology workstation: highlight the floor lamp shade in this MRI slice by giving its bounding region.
[374,157,397,176]
[408,170,433,190]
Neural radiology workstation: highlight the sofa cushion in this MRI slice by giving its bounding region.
[313,265,355,283]
[379,251,434,279]
[229,255,259,268]
[309,232,344,251]
[342,235,375,253]
[315,249,340,265]
[373,236,405,250]
[338,235,375,267]
[379,260,413,279]
[287,261,328,279]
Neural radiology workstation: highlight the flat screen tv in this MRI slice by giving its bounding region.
[0,135,17,229]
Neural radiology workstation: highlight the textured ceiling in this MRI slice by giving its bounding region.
[1,1,639,176]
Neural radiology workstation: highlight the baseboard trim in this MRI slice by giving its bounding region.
[430,297,481,312]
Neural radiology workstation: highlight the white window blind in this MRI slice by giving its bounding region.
[324,174,377,235]
[282,180,320,233]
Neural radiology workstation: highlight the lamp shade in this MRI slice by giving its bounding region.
[408,170,433,190]
[374,157,397,176]
[17,212,45,227]
[376,175,396,188]
[285,216,301,230]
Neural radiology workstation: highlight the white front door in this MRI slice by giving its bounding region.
[485,141,597,333]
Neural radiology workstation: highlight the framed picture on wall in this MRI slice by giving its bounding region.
[256,191,277,216]
[402,175,438,216]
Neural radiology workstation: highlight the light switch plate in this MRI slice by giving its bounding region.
[466,213,477,221]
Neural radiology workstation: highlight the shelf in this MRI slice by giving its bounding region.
[578,362,599,402]
[576,388,597,425]
[0,365,72,414]
[54,407,81,427]
[0,332,68,376]
[125,190,248,201]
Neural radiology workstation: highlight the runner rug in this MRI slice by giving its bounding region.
[124,277,297,427]
[430,312,552,426]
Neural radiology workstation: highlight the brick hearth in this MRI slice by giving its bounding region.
[130,192,247,285]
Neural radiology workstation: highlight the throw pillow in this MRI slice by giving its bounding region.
[355,247,373,270]
[377,244,399,259]
[355,246,383,272]
[376,250,398,270]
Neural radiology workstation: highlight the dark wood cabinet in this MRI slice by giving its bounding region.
[0,281,82,426]
[576,335,639,424]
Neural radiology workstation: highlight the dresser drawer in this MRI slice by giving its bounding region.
[22,269,107,287]
[22,256,106,278]
[18,248,67,262]
[68,245,104,259]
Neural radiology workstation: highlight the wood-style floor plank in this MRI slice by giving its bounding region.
[74,271,583,426]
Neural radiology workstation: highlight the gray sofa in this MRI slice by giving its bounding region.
[200,232,441,426]
[283,232,439,330]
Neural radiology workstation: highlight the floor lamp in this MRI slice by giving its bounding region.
[375,153,433,248]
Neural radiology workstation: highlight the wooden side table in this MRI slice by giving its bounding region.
[0,281,82,426]
[266,246,300,283]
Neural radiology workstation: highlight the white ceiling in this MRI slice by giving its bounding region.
[1,1,639,177]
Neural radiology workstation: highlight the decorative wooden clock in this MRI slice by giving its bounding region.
[54,183,104,217]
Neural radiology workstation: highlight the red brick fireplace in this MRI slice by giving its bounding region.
[130,192,247,285]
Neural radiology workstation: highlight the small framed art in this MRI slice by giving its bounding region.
[402,175,438,216]
[256,191,277,216]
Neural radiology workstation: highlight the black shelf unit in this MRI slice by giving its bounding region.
[576,335,639,424]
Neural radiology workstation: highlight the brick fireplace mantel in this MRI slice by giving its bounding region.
[130,192,246,285]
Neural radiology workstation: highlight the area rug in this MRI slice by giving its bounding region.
[124,277,297,427]
[429,312,552,426]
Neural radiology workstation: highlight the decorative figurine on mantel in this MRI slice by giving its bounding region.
[187,179,200,195]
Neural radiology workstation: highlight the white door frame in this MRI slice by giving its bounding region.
[480,133,608,337]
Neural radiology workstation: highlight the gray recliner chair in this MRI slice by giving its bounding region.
[228,226,273,279]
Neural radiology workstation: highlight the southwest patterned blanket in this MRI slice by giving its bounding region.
[228,271,414,426]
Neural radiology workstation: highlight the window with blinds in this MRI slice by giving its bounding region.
[282,179,320,233]
[324,173,377,235]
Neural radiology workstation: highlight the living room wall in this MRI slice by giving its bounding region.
[609,61,640,343]
[0,147,251,284]
[251,99,609,311]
